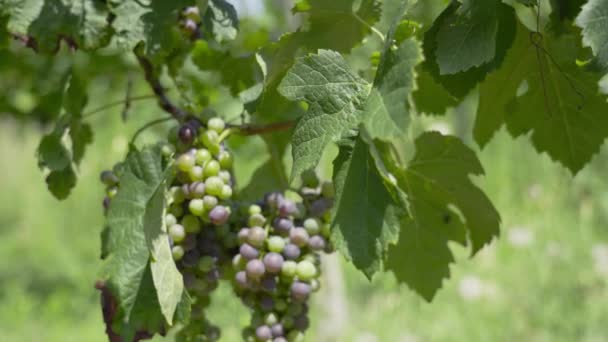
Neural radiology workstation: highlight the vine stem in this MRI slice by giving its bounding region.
[353,13,385,43]
[231,120,295,136]
[83,94,157,119]
[130,117,173,144]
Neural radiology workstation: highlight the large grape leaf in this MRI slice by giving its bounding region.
[435,0,501,75]
[102,145,187,336]
[576,0,608,69]
[474,22,608,174]
[0,0,113,52]
[331,136,404,278]
[386,132,500,301]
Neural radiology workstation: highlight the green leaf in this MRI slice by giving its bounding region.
[331,136,403,278]
[475,22,608,173]
[412,70,459,115]
[435,0,501,75]
[576,0,608,69]
[45,167,77,200]
[38,132,71,171]
[278,50,370,182]
[1,0,112,53]
[422,1,516,98]
[552,0,586,22]
[203,0,238,43]
[386,132,500,301]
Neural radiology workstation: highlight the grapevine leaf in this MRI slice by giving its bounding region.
[45,167,77,200]
[38,132,71,171]
[412,70,458,115]
[386,132,500,301]
[435,0,501,75]
[422,1,516,98]
[552,0,586,22]
[475,22,608,173]
[278,50,370,182]
[203,0,238,43]
[515,0,536,5]
[576,0,608,69]
[0,0,113,52]
[331,136,403,278]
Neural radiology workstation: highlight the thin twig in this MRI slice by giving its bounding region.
[231,120,295,136]
[130,117,173,144]
[353,13,385,43]
[83,94,157,119]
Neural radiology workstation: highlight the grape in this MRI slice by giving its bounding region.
[320,223,330,238]
[249,204,262,216]
[169,224,186,243]
[247,226,267,248]
[246,259,265,279]
[209,206,230,225]
[178,124,195,145]
[182,6,200,21]
[296,260,317,281]
[310,279,320,292]
[267,236,285,253]
[281,261,297,277]
[102,197,110,210]
[238,228,251,244]
[177,153,195,172]
[205,176,224,196]
[206,269,220,282]
[219,185,232,200]
[255,325,272,341]
[218,150,233,169]
[309,198,333,217]
[172,245,185,260]
[200,130,219,149]
[272,217,293,235]
[165,214,177,226]
[275,299,287,312]
[308,235,326,251]
[259,295,274,311]
[301,169,319,188]
[182,250,200,268]
[198,256,215,272]
[282,244,301,260]
[169,204,184,217]
[248,213,267,227]
[182,271,197,289]
[195,148,211,165]
[273,337,287,342]
[263,253,284,273]
[107,187,118,198]
[182,234,197,251]
[188,198,205,216]
[182,18,198,34]
[265,192,284,210]
[278,199,298,217]
[289,228,309,247]
[265,312,279,325]
[160,143,175,158]
[204,160,221,177]
[233,254,247,269]
[270,323,284,338]
[188,181,206,198]
[182,214,201,233]
[207,117,225,133]
[189,165,204,181]
[290,282,311,302]
[303,218,320,235]
[219,170,232,183]
[293,315,309,331]
[240,243,260,260]
[235,271,249,289]
[321,181,334,198]
[260,276,277,292]
[100,170,119,186]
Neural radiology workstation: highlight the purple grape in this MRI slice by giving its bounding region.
[248,226,266,248]
[270,323,284,337]
[188,181,205,198]
[238,228,250,243]
[102,196,110,210]
[308,235,326,251]
[240,243,260,260]
[246,259,265,279]
[235,271,249,289]
[255,325,273,341]
[263,252,284,273]
[273,338,287,342]
[278,199,298,217]
[309,198,333,217]
[100,170,119,186]
[293,315,310,331]
[260,276,277,292]
[209,206,229,225]
[186,118,202,131]
[272,217,293,235]
[291,282,311,302]
[259,295,274,311]
[182,250,200,268]
[182,234,197,251]
[282,243,301,260]
[178,124,195,145]
[265,192,284,210]
[289,227,309,247]
[183,19,198,34]
[181,183,193,199]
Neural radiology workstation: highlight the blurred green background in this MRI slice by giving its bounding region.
[2,0,608,341]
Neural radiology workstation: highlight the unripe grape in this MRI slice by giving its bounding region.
[100,170,119,186]
[290,282,311,302]
[281,316,294,330]
[273,217,293,235]
[320,223,331,238]
[240,243,260,260]
[282,244,301,260]
[281,260,297,277]
[274,337,287,342]
[178,124,195,145]
[308,235,326,251]
[182,18,198,34]
[188,181,205,198]
[289,227,309,247]
[176,153,195,172]
[209,206,230,225]
[296,260,317,281]
[261,276,277,292]
[169,224,186,243]
[188,198,205,216]
[219,184,232,200]
[107,186,118,198]
[303,218,320,235]
[218,150,233,169]
[172,245,185,260]
[248,213,266,227]
[182,234,197,251]
[255,325,272,341]
[165,213,177,227]
[207,117,225,133]
[265,192,283,210]
[278,199,298,217]
[182,250,200,268]
[246,259,265,279]
[168,204,184,217]
[182,214,200,233]
[182,6,201,21]
[238,228,251,244]
[310,279,320,292]
[219,170,231,183]
[301,169,319,188]
[248,226,267,248]
[189,165,204,181]
[160,143,174,158]
[263,252,284,273]
[235,271,249,289]
[275,299,287,312]
[200,129,219,149]
[175,171,190,185]
[321,181,334,198]
[249,204,262,216]
[103,197,110,210]
[204,160,220,177]
[260,296,274,312]
[205,176,224,196]
[270,323,284,338]
[195,148,211,165]
[309,198,333,217]
[267,236,285,253]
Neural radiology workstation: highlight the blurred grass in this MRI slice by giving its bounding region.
[1,93,608,342]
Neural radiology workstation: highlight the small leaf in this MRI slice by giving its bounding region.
[203,0,239,42]
[38,132,71,171]
[45,167,77,200]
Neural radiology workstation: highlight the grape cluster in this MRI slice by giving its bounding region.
[232,174,334,342]
[179,6,202,39]
[100,117,335,341]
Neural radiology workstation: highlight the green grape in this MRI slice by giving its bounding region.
[207,117,225,133]
[189,199,205,216]
[107,187,118,198]
[182,214,201,233]
[218,150,233,169]
[275,299,287,312]
[205,176,224,196]
[165,213,177,227]
[177,153,195,172]
[203,195,218,210]
[320,223,330,237]
[267,236,285,253]
[248,213,266,227]
[189,165,204,181]
[249,204,262,216]
[169,224,186,243]
[203,160,221,177]
[161,143,175,158]
[296,260,317,281]
[281,260,297,277]
[303,218,320,235]
[264,313,278,325]
[321,181,334,198]
[232,254,246,269]
[195,148,212,165]
[219,185,232,200]
[172,245,185,260]
[169,204,185,217]
[200,130,219,149]
[198,256,215,272]
[219,170,231,183]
